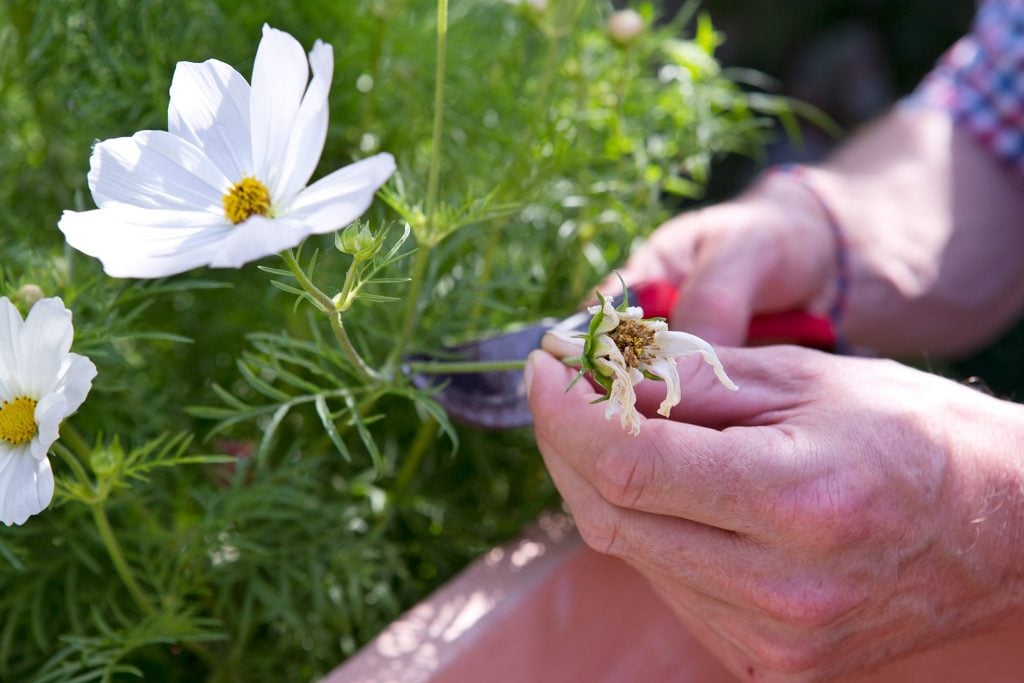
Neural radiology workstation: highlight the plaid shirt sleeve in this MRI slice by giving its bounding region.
[909,0,1024,175]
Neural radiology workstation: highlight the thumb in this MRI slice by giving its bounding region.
[671,251,760,346]
[525,349,606,431]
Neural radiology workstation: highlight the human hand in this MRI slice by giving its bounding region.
[526,346,1024,681]
[607,177,838,346]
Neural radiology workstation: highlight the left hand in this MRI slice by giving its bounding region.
[526,345,1024,682]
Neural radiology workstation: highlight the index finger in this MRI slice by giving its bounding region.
[526,350,785,534]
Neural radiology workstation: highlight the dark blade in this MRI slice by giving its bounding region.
[408,311,589,430]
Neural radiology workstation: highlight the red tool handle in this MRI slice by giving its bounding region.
[631,280,836,350]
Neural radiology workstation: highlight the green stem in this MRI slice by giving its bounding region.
[91,503,155,617]
[393,247,430,364]
[393,0,448,363]
[281,250,380,383]
[425,0,449,225]
[53,437,91,488]
[569,35,594,299]
[407,358,527,374]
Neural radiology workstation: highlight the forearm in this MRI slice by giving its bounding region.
[797,106,1024,356]
[942,389,1024,632]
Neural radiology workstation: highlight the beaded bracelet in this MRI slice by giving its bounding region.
[764,163,850,334]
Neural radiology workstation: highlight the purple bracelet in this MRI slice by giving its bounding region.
[765,163,850,332]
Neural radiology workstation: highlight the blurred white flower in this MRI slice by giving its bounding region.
[59,25,395,278]
[606,9,645,46]
[0,297,96,525]
[582,294,736,435]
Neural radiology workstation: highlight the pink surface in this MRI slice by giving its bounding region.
[322,514,1024,683]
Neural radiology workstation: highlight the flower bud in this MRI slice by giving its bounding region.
[607,9,645,47]
[336,223,377,260]
[14,284,44,309]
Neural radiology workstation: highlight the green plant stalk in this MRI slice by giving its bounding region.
[394,0,448,362]
[281,250,380,383]
[569,34,595,298]
[425,0,449,227]
[373,418,438,536]
[56,425,92,487]
[407,358,527,374]
[90,502,156,617]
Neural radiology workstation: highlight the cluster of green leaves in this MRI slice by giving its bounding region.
[0,0,805,680]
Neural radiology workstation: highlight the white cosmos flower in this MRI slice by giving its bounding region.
[58,24,396,278]
[583,296,737,435]
[0,297,96,525]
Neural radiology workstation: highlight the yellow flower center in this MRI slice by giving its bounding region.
[0,396,38,446]
[223,177,272,224]
[610,319,655,369]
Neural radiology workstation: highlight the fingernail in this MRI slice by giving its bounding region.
[541,330,583,359]
[524,350,538,397]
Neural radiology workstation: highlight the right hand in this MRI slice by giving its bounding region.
[608,176,838,345]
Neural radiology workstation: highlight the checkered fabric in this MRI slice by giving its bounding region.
[911,0,1024,176]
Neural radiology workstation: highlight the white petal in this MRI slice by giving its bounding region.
[250,25,309,195]
[276,40,334,205]
[168,59,253,179]
[207,215,311,268]
[285,153,395,234]
[645,357,682,417]
[654,330,738,391]
[620,306,645,320]
[56,353,97,417]
[88,131,230,211]
[59,207,232,278]
[0,298,25,397]
[19,298,73,398]
[0,446,54,526]
[31,393,67,461]
[597,357,643,435]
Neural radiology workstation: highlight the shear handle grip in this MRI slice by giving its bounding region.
[628,280,836,351]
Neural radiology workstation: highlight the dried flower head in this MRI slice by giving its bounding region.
[573,290,737,435]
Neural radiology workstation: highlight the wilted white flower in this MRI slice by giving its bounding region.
[0,297,96,525]
[59,25,395,278]
[575,293,736,435]
[606,9,645,46]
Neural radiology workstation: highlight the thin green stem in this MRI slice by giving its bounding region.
[393,0,448,363]
[407,358,527,374]
[93,500,219,668]
[569,35,594,299]
[91,503,155,617]
[281,250,380,383]
[425,0,449,224]
[392,247,429,365]
[53,438,91,488]
[372,418,438,536]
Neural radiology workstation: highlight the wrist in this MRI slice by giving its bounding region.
[747,165,848,332]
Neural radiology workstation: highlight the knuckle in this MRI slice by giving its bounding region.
[591,443,651,509]
[742,575,865,632]
[572,495,624,557]
[745,632,832,676]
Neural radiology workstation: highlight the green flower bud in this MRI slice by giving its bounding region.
[336,223,377,260]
